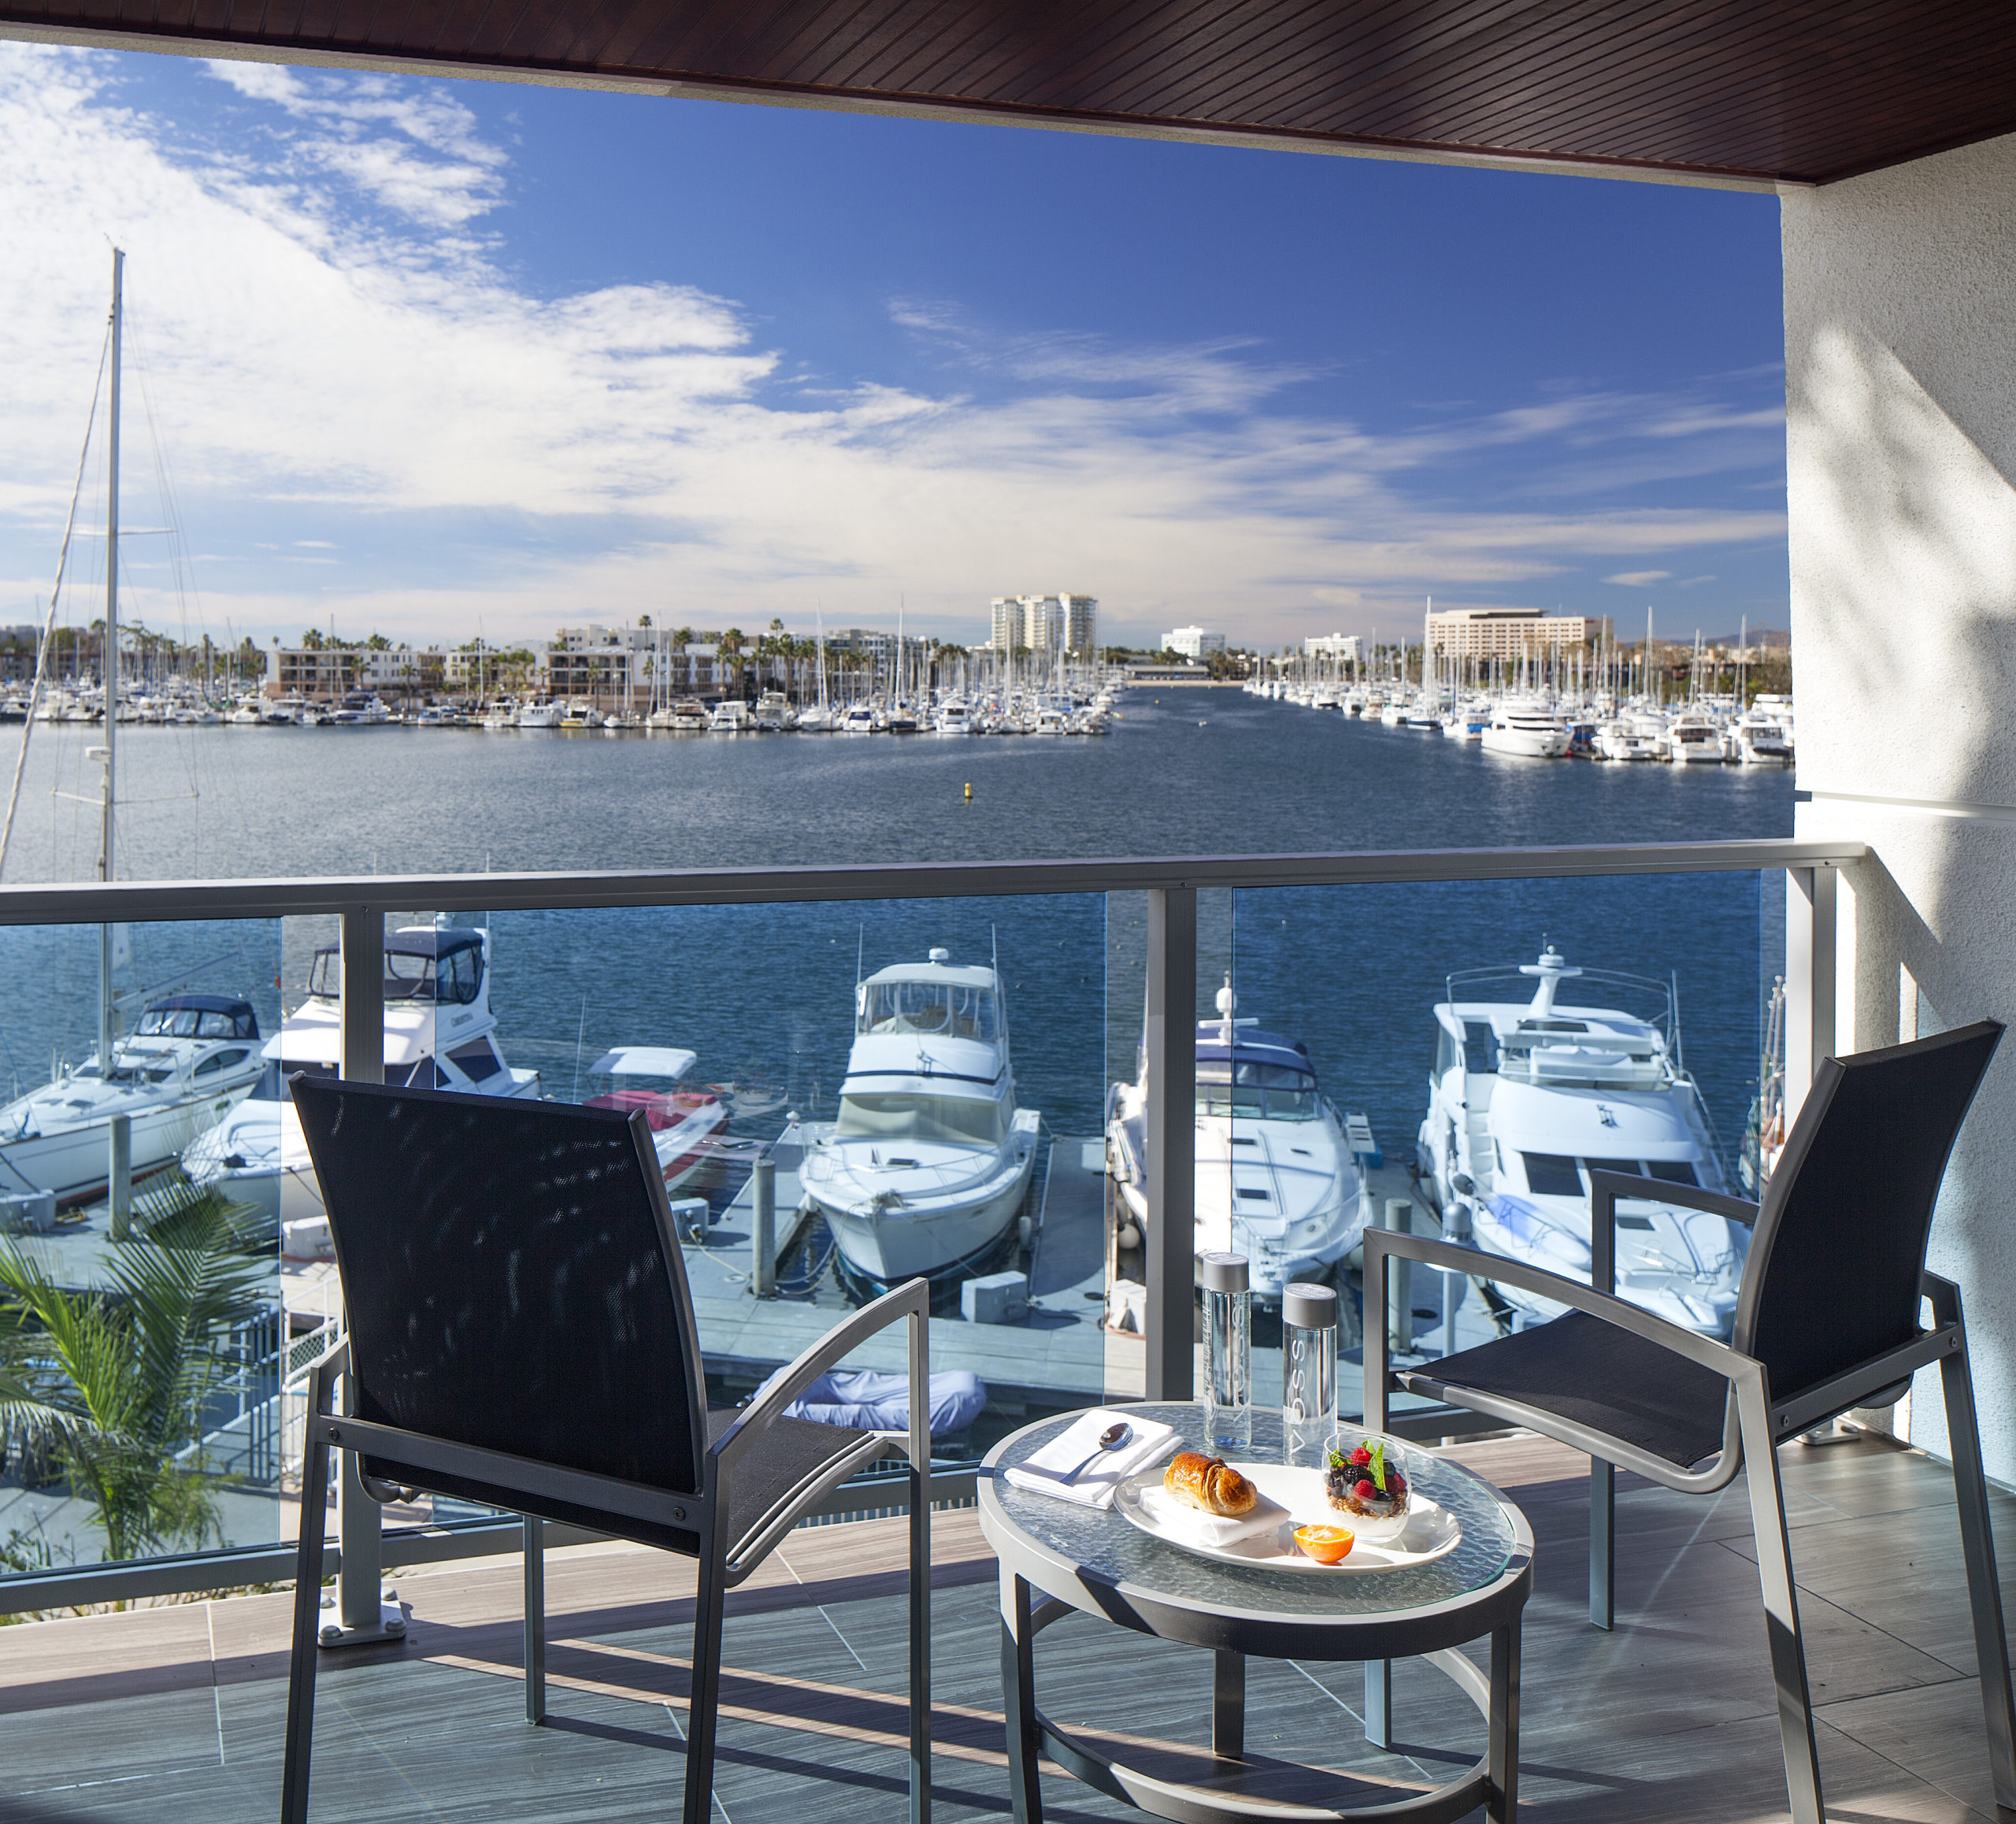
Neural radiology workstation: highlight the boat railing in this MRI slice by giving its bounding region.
[0,835,1859,1618]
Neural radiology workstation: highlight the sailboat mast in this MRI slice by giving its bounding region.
[98,247,122,1071]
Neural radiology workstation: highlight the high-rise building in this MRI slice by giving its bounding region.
[1424,608,1603,660]
[988,594,1098,655]
[1163,625,1226,657]
[1303,634,1362,661]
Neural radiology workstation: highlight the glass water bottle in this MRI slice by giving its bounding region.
[1200,1251,1252,1454]
[1280,1281,1339,1467]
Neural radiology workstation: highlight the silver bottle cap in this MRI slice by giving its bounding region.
[1281,1282,1337,1330]
[1199,1251,1249,1293]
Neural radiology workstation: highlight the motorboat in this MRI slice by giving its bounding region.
[652,698,709,731]
[1666,708,1725,764]
[226,699,264,725]
[1414,945,1747,1338]
[753,691,795,731]
[183,925,542,1240]
[1594,714,1666,761]
[710,699,754,732]
[516,700,563,728]
[582,1047,730,1192]
[1479,701,1569,758]
[1106,980,1369,1304]
[839,701,877,735]
[558,701,601,729]
[481,699,518,729]
[800,947,1040,1282]
[0,995,265,1203]
[934,696,976,735]
[1726,708,1793,766]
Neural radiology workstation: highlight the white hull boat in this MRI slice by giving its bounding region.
[581,1046,730,1192]
[1480,702,1569,758]
[0,996,265,1203]
[183,925,542,1242]
[1415,946,1747,1338]
[801,947,1039,1282]
[1106,980,1369,1303]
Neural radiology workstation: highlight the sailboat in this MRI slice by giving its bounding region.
[0,250,263,1203]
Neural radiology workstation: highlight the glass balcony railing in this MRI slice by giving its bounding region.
[0,840,1855,1612]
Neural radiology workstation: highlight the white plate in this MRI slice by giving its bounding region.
[1113,1462,1462,1574]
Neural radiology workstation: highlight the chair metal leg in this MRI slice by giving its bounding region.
[1735,1374,1824,1824]
[1000,1571,1044,1824]
[1363,1236,1392,1748]
[281,1425,332,1824]
[682,1533,729,1824]
[523,1516,546,1726]
[1363,1659,1392,1751]
[1213,1651,1245,1761]
[1488,1617,1521,1824]
[908,1461,932,1824]
[1935,1318,2016,1808]
[1589,1458,1615,1631]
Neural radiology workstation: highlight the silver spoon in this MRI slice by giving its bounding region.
[1059,1422,1131,1485]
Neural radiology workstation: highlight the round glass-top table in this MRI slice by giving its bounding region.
[979,1402,1534,1824]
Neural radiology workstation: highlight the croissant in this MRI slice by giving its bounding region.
[1164,1451,1258,1518]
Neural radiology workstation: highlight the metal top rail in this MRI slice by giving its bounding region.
[0,839,1862,926]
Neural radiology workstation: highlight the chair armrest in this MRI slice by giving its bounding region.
[1586,1170,1758,1299]
[712,1276,931,1475]
[1363,1228,1752,1384]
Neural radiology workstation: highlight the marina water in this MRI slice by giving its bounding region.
[0,689,1792,1193]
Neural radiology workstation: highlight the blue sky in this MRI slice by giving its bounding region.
[0,43,1788,652]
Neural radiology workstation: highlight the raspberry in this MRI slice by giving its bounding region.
[1355,1480,1377,1500]
[1349,1448,1372,1466]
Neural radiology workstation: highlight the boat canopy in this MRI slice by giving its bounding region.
[307,929,485,1005]
[836,1090,1008,1146]
[136,995,259,1040]
[587,1047,697,1081]
[858,969,999,1041]
[1192,1029,1321,1120]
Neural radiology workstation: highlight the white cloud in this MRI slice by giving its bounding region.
[0,45,1788,648]
[1603,570,1673,587]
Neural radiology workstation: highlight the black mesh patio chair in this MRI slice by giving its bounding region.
[280,1077,932,1824]
[1366,1020,2016,1824]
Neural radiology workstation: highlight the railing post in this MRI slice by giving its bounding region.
[1784,864,1836,1127]
[1145,886,1196,1402]
[752,1156,776,1299]
[1383,1198,1414,1357]
[323,906,403,1648]
[107,1112,132,1240]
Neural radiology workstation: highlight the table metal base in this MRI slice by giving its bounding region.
[1001,1574,1521,1824]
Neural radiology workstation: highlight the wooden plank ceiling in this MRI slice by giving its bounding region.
[9,0,2016,185]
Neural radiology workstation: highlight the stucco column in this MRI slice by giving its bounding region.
[1784,132,2016,1479]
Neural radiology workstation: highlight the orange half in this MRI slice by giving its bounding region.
[1292,1524,1355,1565]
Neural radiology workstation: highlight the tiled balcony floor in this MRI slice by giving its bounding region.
[0,1432,2007,1823]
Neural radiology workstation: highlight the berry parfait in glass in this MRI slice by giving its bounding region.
[1323,1433,1414,1543]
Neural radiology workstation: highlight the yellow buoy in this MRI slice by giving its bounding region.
[964,781,973,801]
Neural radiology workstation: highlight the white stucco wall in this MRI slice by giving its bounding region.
[1784,132,2016,1481]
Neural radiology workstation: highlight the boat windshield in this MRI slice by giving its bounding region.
[1196,1060,1320,1121]
[836,1092,1006,1145]
[858,981,998,1041]
[136,1007,253,1039]
[308,942,484,1004]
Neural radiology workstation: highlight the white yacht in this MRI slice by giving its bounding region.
[839,701,877,736]
[934,697,976,735]
[1480,700,1569,758]
[1666,708,1725,764]
[581,1047,730,1192]
[1106,982,1369,1304]
[1415,946,1747,1338]
[710,699,754,732]
[0,995,265,1203]
[1594,713,1666,761]
[753,691,795,731]
[516,700,563,728]
[1726,708,1793,765]
[800,947,1040,1282]
[183,925,542,1238]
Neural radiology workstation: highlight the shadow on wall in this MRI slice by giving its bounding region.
[1787,201,2016,1473]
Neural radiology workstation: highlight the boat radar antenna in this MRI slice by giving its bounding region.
[1217,973,1236,1044]
[855,923,865,988]
[1519,944,1582,1017]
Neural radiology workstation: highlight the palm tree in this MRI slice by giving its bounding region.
[0,1177,269,1563]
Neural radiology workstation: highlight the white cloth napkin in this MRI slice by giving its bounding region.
[1139,1481,1290,1547]
[1003,1410,1180,1509]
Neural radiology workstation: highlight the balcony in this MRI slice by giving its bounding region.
[2,1426,2003,1822]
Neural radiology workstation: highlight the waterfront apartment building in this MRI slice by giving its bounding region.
[1303,633,1363,662]
[988,593,1098,656]
[1163,625,1226,657]
[1425,608,1604,661]
[266,643,446,700]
